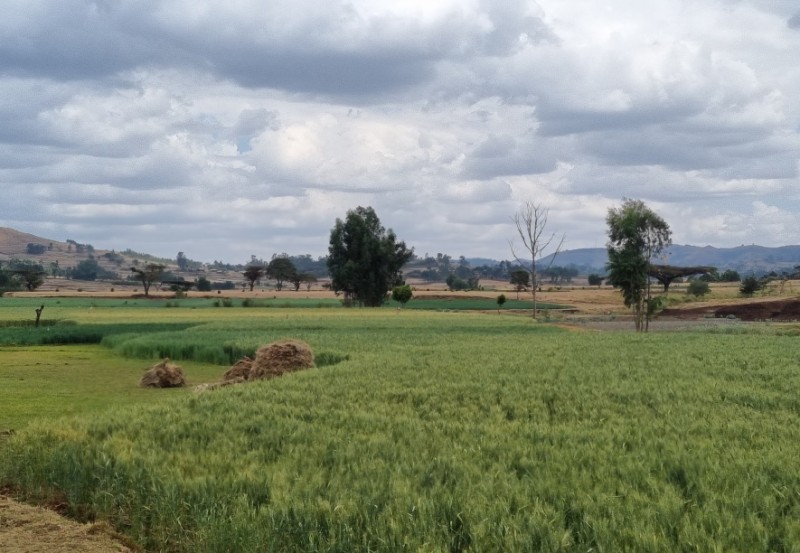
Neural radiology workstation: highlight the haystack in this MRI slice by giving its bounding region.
[223,356,253,381]
[139,358,186,388]
[250,339,315,380]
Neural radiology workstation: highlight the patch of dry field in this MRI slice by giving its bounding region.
[0,495,134,553]
[14,279,799,318]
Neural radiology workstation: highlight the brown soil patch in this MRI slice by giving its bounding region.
[661,298,800,321]
[0,495,134,553]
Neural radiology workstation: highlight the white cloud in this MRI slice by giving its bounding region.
[0,0,799,261]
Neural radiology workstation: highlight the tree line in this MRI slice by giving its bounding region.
[3,201,792,327]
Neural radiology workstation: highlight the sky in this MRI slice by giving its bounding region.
[1,0,799,263]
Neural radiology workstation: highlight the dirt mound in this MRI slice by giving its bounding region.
[139,358,186,388]
[223,356,253,381]
[662,299,800,321]
[250,340,315,380]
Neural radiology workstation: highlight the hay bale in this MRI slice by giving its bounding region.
[250,339,314,380]
[139,358,186,388]
[223,356,253,381]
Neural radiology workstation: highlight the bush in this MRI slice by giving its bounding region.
[391,285,413,306]
[196,276,212,292]
[686,280,710,297]
[740,276,762,297]
[720,269,741,282]
[446,275,469,291]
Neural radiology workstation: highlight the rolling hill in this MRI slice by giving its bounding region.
[539,244,800,274]
[3,226,800,277]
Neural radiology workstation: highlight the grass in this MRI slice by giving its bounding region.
[2,303,800,551]
[0,345,222,430]
[1,294,568,318]
[388,296,566,311]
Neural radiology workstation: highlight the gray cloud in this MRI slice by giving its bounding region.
[462,134,557,179]
[1,0,800,261]
[1,0,553,98]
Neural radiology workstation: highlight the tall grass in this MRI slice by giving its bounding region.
[0,322,197,347]
[3,310,800,551]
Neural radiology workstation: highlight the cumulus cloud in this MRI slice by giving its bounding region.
[0,0,799,260]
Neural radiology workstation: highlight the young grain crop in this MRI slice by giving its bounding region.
[1,308,800,551]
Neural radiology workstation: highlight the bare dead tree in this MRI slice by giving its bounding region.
[510,201,565,319]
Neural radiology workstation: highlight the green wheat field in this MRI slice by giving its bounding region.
[2,297,800,552]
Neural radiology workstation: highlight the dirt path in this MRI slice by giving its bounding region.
[0,495,135,553]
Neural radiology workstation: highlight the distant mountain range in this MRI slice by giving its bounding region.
[3,226,800,276]
[535,245,800,275]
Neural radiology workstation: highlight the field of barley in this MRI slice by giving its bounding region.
[2,297,800,552]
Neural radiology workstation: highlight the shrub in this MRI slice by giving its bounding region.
[196,276,212,292]
[740,276,762,297]
[391,285,413,307]
[686,280,710,297]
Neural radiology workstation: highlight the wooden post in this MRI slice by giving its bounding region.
[34,305,44,327]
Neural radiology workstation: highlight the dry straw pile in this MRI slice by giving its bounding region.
[223,339,315,383]
[250,339,315,379]
[223,356,253,381]
[139,358,186,388]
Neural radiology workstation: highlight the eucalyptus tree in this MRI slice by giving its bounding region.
[606,199,672,332]
[328,206,413,307]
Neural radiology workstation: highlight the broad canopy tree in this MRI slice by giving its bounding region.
[130,263,165,297]
[648,264,715,293]
[606,199,672,332]
[266,256,298,291]
[242,264,265,292]
[5,259,46,291]
[327,206,413,307]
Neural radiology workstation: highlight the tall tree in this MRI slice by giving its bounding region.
[606,199,672,332]
[130,264,165,297]
[327,206,413,307]
[266,256,297,291]
[510,202,565,319]
[176,252,188,271]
